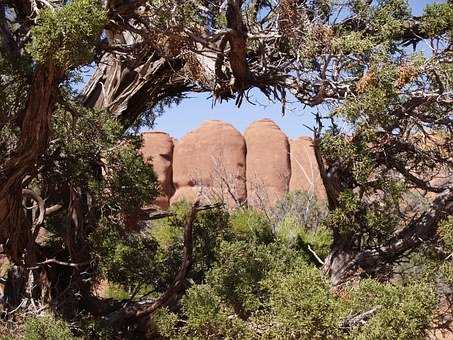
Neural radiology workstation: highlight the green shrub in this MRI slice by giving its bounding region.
[151,308,179,339]
[296,223,333,260]
[182,284,224,332]
[206,240,308,316]
[349,279,437,340]
[91,223,167,292]
[206,240,271,314]
[230,208,273,244]
[151,200,231,284]
[104,283,130,301]
[259,264,345,339]
[420,4,453,37]
[273,191,328,230]
[192,205,232,282]
[181,284,251,339]
[439,216,453,252]
[150,218,182,250]
[24,314,75,340]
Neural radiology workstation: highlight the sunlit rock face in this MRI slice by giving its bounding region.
[289,137,326,200]
[142,119,326,209]
[140,132,175,209]
[170,120,247,207]
[244,119,291,208]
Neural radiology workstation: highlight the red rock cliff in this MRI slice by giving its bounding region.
[143,119,326,208]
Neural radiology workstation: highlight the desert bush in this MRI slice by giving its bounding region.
[257,263,345,339]
[230,208,273,244]
[180,284,252,339]
[272,192,332,263]
[24,314,76,340]
[348,280,437,340]
[206,240,276,315]
[273,191,328,230]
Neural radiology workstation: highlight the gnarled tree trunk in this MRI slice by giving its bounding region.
[0,64,63,264]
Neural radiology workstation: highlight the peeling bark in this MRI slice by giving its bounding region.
[0,64,63,263]
[82,52,190,127]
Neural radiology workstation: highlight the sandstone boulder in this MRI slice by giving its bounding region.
[289,137,326,200]
[140,132,174,209]
[244,119,291,208]
[171,120,247,207]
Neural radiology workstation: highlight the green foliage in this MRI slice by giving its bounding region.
[259,264,345,339]
[296,222,333,260]
[24,314,76,340]
[0,54,30,163]
[230,208,273,244]
[440,261,453,285]
[102,144,159,213]
[439,216,453,252]
[182,284,225,333]
[151,201,232,284]
[0,124,20,165]
[206,240,309,317]
[272,191,331,260]
[332,31,375,55]
[150,308,179,339]
[191,206,231,281]
[371,0,411,40]
[420,4,453,37]
[275,215,301,244]
[92,200,232,298]
[150,219,182,250]
[104,283,130,300]
[206,240,274,314]
[96,199,442,339]
[176,257,438,339]
[45,101,158,214]
[3,0,450,338]
[439,216,453,284]
[48,104,122,183]
[324,186,404,246]
[0,54,30,119]
[323,190,360,234]
[348,280,437,340]
[26,0,106,67]
[181,284,251,339]
[273,191,328,230]
[91,223,164,291]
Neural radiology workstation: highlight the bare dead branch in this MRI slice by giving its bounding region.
[341,306,382,330]
[28,259,90,270]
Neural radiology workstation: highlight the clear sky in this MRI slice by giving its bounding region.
[139,0,444,139]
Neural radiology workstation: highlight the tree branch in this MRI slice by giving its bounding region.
[341,306,382,330]
[100,200,207,329]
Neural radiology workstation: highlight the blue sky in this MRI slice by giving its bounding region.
[140,0,444,139]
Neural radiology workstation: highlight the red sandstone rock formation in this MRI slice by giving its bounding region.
[244,119,291,208]
[289,137,326,200]
[140,132,175,209]
[142,119,327,209]
[170,120,247,207]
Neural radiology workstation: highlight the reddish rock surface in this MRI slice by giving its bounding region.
[170,120,247,207]
[140,132,175,209]
[244,119,291,208]
[289,137,326,200]
[141,119,327,209]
